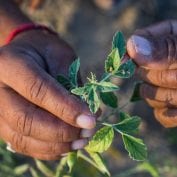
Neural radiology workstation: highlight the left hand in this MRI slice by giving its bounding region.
[127,20,177,128]
[0,29,95,160]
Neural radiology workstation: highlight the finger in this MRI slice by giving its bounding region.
[6,142,62,161]
[138,67,177,89]
[0,87,80,142]
[27,153,61,161]
[0,48,96,129]
[140,83,177,106]
[0,118,71,155]
[8,145,62,160]
[154,108,177,128]
[134,20,177,37]
[127,21,177,69]
[145,98,176,109]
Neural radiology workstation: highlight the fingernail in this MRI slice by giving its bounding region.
[76,114,96,129]
[80,129,95,138]
[131,35,152,56]
[71,139,88,150]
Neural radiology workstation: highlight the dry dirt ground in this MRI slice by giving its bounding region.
[20,0,177,176]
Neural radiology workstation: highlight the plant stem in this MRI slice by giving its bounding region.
[119,102,129,110]
[100,73,112,82]
[55,157,67,177]
[98,108,119,123]
[77,151,100,172]
[112,168,137,177]
[98,101,129,124]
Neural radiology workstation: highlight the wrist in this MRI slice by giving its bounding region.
[6,24,59,57]
[0,20,32,44]
[0,0,32,46]
[5,23,57,45]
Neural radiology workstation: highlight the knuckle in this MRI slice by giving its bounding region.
[56,122,65,142]
[12,132,27,153]
[158,70,166,85]
[174,71,177,84]
[28,77,48,104]
[14,106,36,136]
[168,20,175,34]
[164,36,177,64]
[49,142,60,154]
[59,122,80,142]
[165,89,177,105]
[47,142,68,155]
[166,89,174,103]
[63,127,80,142]
[167,20,173,34]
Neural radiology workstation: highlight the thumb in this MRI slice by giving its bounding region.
[127,34,177,70]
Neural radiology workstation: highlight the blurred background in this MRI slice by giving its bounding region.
[1,0,177,176]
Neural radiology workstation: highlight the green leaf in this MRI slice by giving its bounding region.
[114,116,141,135]
[87,86,100,113]
[135,162,159,177]
[105,48,120,73]
[30,167,40,177]
[112,31,126,58]
[35,159,54,177]
[85,126,114,153]
[55,158,68,177]
[130,82,142,102]
[88,152,110,176]
[119,112,131,121]
[67,152,77,173]
[97,81,119,92]
[14,164,29,175]
[100,92,117,108]
[69,58,80,87]
[57,74,72,90]
[122,134,147,161]
[114,60,136,78]
[71,86,86,96]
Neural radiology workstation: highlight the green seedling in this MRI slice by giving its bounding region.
[57,31,147,176]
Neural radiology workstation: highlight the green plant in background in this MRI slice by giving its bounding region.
[56,31,147,176]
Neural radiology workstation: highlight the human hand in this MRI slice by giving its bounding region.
[127,20,177,128]
[0,29,96,160]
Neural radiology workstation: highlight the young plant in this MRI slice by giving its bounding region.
[57,31,147,176]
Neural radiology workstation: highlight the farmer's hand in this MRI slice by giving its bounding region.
[127,20,177,128]
[0,29,96,160]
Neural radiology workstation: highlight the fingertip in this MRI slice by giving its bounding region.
[76,114,96,129]
[80,129,95,138]
[71,139,88,150]
[154,108,177,128]
[127,35,153,66]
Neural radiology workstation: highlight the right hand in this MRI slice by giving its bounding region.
[127,20,177,128]
[0,28,96,160]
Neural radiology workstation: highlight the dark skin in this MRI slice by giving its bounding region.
[127,20,177,128]
[0,0,96,160]
[2,0,177,160]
